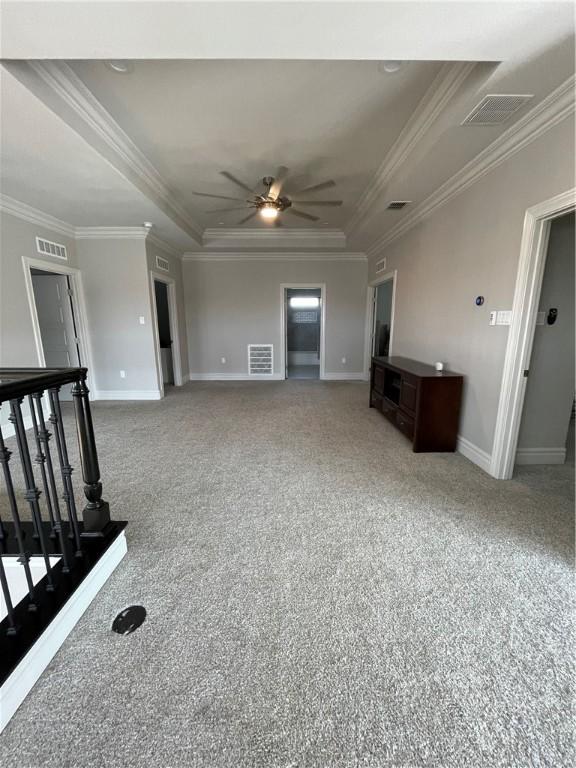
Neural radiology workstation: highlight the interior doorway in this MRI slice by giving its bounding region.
[372,278,394,357]
[283,287,323,380]
[515,211,575,471]
[154,279,175,387]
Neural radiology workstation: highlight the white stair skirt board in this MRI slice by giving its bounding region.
[457,435,492,474]
[92,390,162,401]
[0,531,127,733]
[515,447,567,465]
[0,557,61,621]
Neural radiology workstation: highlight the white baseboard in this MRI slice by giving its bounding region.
[189,373,284,381]
[1,415,33,439]
[322,372,367,381]
[92,390,162,401]
[457,435,492,474]
[515,447,567,465]
[180,372,190,384]
[0,531,127,733]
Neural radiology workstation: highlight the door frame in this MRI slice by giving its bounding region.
[364,269,397,379]
[22,256,95,388]
[149,271,183,396]
[490,188,576,479]
[280,283,326,380]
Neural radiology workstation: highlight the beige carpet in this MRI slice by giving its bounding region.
[1,381,574,767]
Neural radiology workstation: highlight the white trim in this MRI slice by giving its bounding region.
[92,390,162,401]
[146,232,182,259]
[457,435,492,474]
[322,372,366,381]
[181,373,190,384]
[182,251,367,262]
[0,531,127,733]
[280,284,326,381]
[149,271,184,393]
[189,373,283,381]
[21,256,96,393]
[0,194,75,238]
[347,62,476,234]
[75,226,148,240]
[490,188,576,480]
[515,447,567,465]
[364,270,397,378]
[203,227,346,249]
[367,75,575,258]
[15,61,202,244]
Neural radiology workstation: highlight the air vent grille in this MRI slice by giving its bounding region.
[156,255,170,272]
[462,94,533,125]
[375,257,387,274]
[248,344,273,376]
[387,201,411,210]
[36,236,67,260]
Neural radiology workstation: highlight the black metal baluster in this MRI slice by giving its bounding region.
[72,373,111,536]
[0,425,38,609]
[10,398,55,591]
[28,395,56,534]
[0,555,18,635]
[31,392,71,573]
[49,387,82,556]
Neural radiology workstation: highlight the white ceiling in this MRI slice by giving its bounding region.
[0,1,574,253]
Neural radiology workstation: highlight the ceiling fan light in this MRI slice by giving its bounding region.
[260,205,279,220]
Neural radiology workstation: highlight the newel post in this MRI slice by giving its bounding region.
[72,371,111,536]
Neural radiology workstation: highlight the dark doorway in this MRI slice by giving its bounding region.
[285,288,321,379]
[154,280,174,386]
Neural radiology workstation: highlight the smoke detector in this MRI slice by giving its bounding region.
[462,94,533,126]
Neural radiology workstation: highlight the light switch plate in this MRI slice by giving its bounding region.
[496,310,512,326]
[489,311,497,326]
[139,316,145,325]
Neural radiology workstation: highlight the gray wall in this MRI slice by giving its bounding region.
[183,258,368,377]
[368,116,575,455]
[145,240,189,380]
[517,212,575,455]
[77,237,159,395]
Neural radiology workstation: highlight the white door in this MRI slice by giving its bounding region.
[32,273,81,399]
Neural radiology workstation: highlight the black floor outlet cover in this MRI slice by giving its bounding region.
[112,605,146,635]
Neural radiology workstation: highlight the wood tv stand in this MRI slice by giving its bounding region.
[370,356,463,452]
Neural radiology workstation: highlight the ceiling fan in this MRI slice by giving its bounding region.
[192,167,343,225]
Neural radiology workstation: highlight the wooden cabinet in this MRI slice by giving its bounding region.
[370,356,463,452]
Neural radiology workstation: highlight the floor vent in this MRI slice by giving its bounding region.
[386,201,411,210]
[248,344,273,376]
[462,94,533,125]
[36,237,67,260]
[375,257,387,273]
[155,255,170,272]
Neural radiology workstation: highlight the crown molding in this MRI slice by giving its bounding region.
[75,226,148,240]
[203,227,347,249]
[10,61,203,245]
[0,194,76,239]
[182,251,367,262]
[366,74,576,259]
[146,231,182,259]
[346,62,476,234]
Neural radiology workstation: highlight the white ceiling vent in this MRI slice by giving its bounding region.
[462,94,533,126]
[155,255,170,272]
[375,257,387,274]
[248,344,273,376]
[36,236,67,260]
[386,201,411,210]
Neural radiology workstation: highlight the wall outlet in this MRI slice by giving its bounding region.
[120,370,126,379]
[341,357,347,365]
[221,357,226,364]
[139,316,145,325]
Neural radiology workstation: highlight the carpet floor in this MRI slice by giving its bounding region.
[1,381,574,768]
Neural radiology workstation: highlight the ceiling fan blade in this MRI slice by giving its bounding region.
[220,171,255,193]
[237,211,258,225]
[192,192,247,202]
[287,208,320,222]
[204,206,249,213]
[291,180,336,195]
[269,166,289,200]
[291,200,343,206]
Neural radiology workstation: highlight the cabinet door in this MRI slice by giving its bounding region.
[400,378,418,414]
[373,365,385,394]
